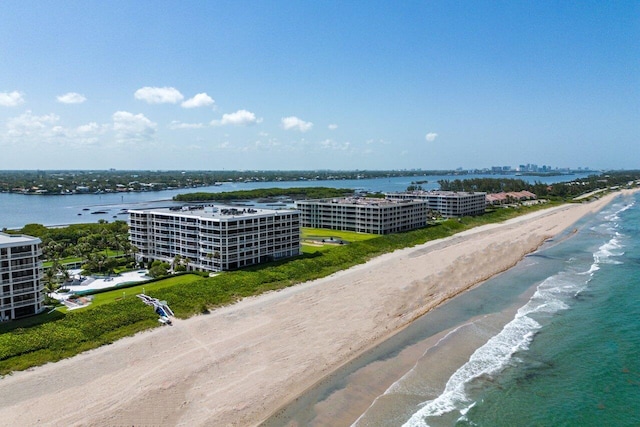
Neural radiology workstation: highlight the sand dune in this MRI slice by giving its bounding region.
[0,193,624,426]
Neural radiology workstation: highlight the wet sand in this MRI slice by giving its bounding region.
[262,261,540,426]
[0,193,626,426]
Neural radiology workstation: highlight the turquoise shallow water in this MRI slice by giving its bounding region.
[260,193,640,427]
[402,193,640,426]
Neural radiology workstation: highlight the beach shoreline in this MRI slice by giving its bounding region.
[0,192,632,426]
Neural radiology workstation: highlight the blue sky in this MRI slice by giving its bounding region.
[1,1,638,171]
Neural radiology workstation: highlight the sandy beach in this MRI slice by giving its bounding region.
[0,193,625,426]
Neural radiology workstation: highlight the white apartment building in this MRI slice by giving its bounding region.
[385,191,487,218]
[0,232,44,321]
[295,197,429,234]
[129,205,301,272]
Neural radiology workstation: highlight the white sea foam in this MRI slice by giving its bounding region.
[400,200,636,426]
[401,272,590,427]
[593,234,625,266]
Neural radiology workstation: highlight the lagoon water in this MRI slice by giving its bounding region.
[264,191,640,426]
[0,173,589,229]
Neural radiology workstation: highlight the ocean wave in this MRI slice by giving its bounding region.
[593,234,625,265]
[401,272,591,427]
[603,200,634,222]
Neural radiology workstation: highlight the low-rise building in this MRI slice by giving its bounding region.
[295,197,429,234]
[0,233,44,321]
[486,191,537,206]
[129,205,301,272]
[386,191,487,218]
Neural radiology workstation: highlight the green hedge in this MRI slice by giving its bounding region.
[0,298,158,373]
[0,205,546,374]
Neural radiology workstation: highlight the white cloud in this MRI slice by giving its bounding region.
[134,86,184,104]
[169,120,205,130]
[181,92,215,108]
[1,112,109,148]
[112,111,156,142]
[6,111,59,137]
[320,139,350,151]
[281,116,313,132]
[425,132,438,142]
[57,92,86,104]
[51,126,67,136]
[328,124,338,130]
[77,122,104,134]
[366,138,390,145]
[73,122,106,145]
[211,109,261,126]
[0,91,25,107]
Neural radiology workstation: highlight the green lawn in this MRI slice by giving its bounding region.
[302,227,378,242]
[77,274,203,310]
[43,251,129,268]
[301,227,378,253]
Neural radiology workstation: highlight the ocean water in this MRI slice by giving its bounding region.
[399,192,640,427]
[261,192,640,426]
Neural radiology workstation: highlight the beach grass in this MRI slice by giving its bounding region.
[0,203,559,375]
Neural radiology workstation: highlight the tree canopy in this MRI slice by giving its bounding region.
[173,187,353,202]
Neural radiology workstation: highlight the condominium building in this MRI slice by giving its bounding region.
[295,197,429,234]
[129,205,301,272]
[386,191,487,218]
[0,232,44,321]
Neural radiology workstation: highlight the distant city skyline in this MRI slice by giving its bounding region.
[1,2,638,171]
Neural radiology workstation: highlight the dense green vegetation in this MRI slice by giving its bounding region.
[438,170,640,199]
[0,202,558,375]
[0,170,438,194]
[10,221,131,259]
[173,187,353,202]
[6,221,134,292]
[1,169,605,195]
[0,299,159,373]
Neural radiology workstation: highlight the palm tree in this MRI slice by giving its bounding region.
[57,263,71,285]
[206,252,214,269]
[43,264,59,294]
[171,254,182,272]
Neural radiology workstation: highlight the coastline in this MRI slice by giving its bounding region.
[0,192,630,426]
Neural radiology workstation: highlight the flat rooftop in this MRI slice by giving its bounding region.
[388,190,487,197]
[0,232,41,246]
[129,205,299,220]
[297,197,425,206]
